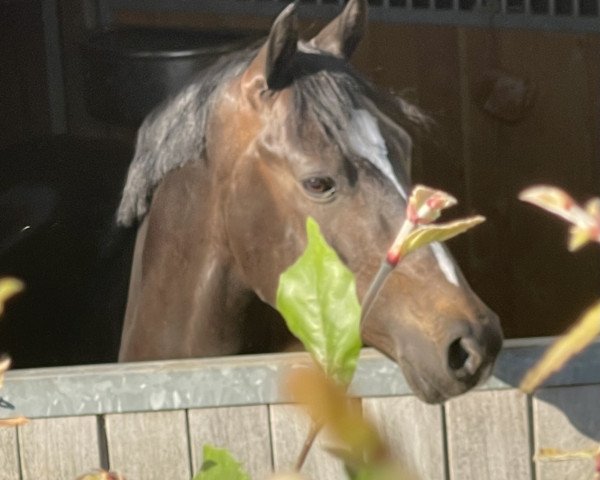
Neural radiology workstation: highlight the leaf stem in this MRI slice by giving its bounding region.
[360,262,393,325]
[294,422,321,472]
[361,218,414,324]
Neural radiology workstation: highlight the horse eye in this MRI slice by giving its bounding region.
[302,177,336,198]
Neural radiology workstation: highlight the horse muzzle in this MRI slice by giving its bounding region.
[365,309,503,404]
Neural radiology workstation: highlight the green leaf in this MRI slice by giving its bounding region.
[400,216,485,257]
[276,217,362,386]
[193,445,250,480]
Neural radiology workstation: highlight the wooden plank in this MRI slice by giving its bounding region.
[363,396,446,479]
[533,385,600,480]
[188,405,272,479]
[270,404,346,479]
[446,389,532,480]
[105,410,190,480]
[0,427,20,480]
[17,416,100,480]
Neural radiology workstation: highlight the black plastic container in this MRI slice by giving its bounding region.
[82,28,261,126]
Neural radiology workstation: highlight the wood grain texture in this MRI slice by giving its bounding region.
[105,410,190,480]
[363,396,446,479]
[270,404,347,479]
[0,426,20,480]
[18,416,100,480]
[188,405,272,478]
[446,389,532,480]
[533,385,600,480]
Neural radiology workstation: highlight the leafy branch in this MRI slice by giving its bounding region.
[362,185,484,322]
[519,185,600,479]
[518,186,600,393]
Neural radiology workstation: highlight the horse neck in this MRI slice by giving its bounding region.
[119,159,257,360]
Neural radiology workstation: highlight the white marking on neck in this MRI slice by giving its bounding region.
[349,109,407,199]
[430,242,460,287]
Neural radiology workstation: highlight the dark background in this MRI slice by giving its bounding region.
[0,0,599,367]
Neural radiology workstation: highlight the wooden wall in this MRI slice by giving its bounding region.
[352,24,600,339]
[1,341,599,480]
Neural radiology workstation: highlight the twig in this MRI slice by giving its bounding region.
[294,422,321,471]
[361,218,414,325]
[360,262,393,325]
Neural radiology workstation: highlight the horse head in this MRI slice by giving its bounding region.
[118,0,502,403]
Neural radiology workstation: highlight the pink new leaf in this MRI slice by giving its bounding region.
[519,186,600,251]
[407,185,457,225]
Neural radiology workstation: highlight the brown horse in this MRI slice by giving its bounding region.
[116,0,503,403]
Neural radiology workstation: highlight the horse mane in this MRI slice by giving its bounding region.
[116,48,255,227]
[116,44,428,227]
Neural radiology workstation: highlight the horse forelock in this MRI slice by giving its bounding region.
[287,54,428,197]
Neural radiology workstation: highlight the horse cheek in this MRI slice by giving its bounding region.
[226,162,304,305]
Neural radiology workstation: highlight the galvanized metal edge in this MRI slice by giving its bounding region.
[1,338,599,419]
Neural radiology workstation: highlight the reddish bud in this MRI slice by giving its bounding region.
[386,250,400,267]
[426,194,444,210]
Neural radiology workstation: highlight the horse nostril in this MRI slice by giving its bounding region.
[447,336,483,378]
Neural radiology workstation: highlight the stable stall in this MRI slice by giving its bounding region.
[0,1,599,479]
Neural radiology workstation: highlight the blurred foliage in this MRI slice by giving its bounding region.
[521,301,600,393]
[519,186,600,392]
[0,277,23,317]
[519,186,600,478]
[0,277,28,428]
[285,366,385,466]
[520,186,600,252]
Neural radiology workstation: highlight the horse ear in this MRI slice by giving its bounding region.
[243,3,299,93]
[309,0,368,59]
[265,3,299,88]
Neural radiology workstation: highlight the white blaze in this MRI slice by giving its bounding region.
[349,109,407,199]
[431,242,460,287]
[350,110,459,287]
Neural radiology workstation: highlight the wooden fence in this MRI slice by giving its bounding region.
[1,338,599,480]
